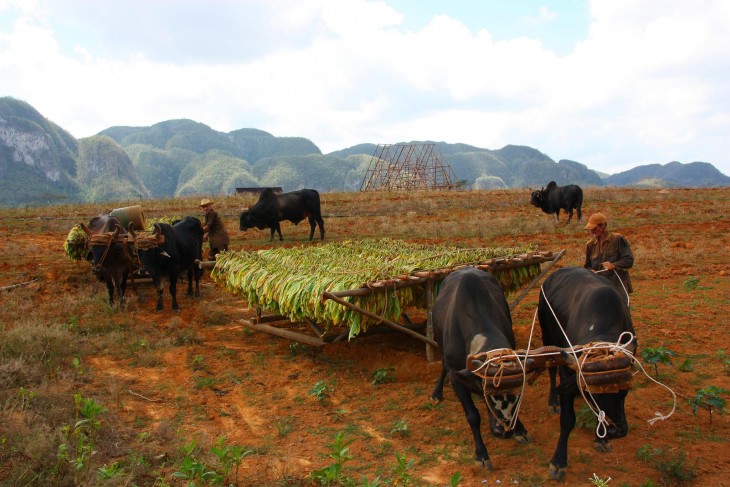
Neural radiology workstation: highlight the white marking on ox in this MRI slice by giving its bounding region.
[469,334,488,355]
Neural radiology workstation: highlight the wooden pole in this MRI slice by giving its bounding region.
[196,259,216,269]
[425,278,436,362]
[322,291,439,348]
[238,319,325,347]
[509,249,566,311]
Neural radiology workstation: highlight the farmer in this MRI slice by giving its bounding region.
[584,212,634,297]
[200,198,230,261]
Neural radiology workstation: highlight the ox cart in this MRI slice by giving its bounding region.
[200,239,565,361]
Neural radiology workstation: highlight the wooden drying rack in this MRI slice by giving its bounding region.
[198,250,566,361]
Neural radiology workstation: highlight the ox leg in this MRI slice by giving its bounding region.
[104,275,115,306]
[430,365,447,402]
[186,267,194,298]
[549,372,577,481]
[275,223,283,241]
[308,216,316,241]
[577,206,582,221]
[449,372,492,470]
[316,216,325,240]
[565,209,573,224]
[155,288,164,311]
[117,272,128,309]
[169,273,180,311]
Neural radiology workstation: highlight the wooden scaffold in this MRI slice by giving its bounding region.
[360,143,465,191]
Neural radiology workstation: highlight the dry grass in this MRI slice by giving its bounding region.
[0,187,728,485]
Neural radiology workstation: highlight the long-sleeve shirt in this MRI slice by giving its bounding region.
[204,210,230,249]
[584,232,634,294]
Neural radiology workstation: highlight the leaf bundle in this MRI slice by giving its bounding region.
[63,224,88,261]
[211,238,540,337]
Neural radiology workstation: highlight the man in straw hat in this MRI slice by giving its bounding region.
[200,198,230,260]
[584,212,634,297]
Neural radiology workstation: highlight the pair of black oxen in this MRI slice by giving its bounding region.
[431,266,636,481]
[82,188,325,311]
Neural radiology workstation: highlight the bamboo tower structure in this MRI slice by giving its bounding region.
[360,143,463,191]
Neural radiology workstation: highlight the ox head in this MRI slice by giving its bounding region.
[82,216,125,277]
[239,208,269,231]
[529,188,544,208]
[453,365,523,435]
[239,208,252,231]
[561,350,630,439]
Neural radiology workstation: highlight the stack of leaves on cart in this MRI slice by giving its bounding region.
[211,238,540,337]
[63,224,89,261]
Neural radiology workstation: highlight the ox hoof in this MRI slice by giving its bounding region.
[155,306,163,312]
[548,463,567,481]
[514,431,532,444]
[474,458,493,471]
[548,404,560,415]
[430,395,443,403]
[594,439,611,453]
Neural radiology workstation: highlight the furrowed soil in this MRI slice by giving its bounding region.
[0,187,728,486]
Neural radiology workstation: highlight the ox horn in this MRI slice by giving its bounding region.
[154,223,163,242]
[112,225,120,239]
[80,223,91,237]
[560,349,581,368]
[127,222,137,238]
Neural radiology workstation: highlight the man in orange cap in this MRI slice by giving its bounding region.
[584,212,634,297]
[200,198,230,260]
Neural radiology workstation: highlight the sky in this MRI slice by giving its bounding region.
[1,0,729,176]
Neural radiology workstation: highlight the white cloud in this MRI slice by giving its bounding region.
[0,0,728,176]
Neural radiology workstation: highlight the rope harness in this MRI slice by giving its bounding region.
[466,286,676,436]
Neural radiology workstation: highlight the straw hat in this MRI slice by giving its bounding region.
[200,198,214,207]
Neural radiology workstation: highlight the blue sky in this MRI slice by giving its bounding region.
[1,0,728,176]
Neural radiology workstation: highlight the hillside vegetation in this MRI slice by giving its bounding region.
[2,96,729,207]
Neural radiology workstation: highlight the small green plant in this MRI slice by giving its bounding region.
[390,452,415,486]
[678,358,694,372]
[57,394,108,479]
[276,416,296,437]
[309,432,354,485]
[371,367,395,385]
[640,346,675,378]
[192,354,205,370]
[289,342,308,356]
[17,387,36,412]
[389,419,410,437]
[97,462,124,480]
[589,473,612,486]
[682,275,699,290]
[449,471,462,486]
[575,404,598,430]
[361,475,383,486]
[636,444,696,483]
[309,380,333,402]
[689,385,729,423]
[210,436,253,485]
[171,440,223,485]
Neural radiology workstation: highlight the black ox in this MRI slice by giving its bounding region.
[132,217,203,312]
[239,188,325,241]
[538,267,637,481]
[81,214,136,308]
[530,181,583,224]
[431,267,531,470]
